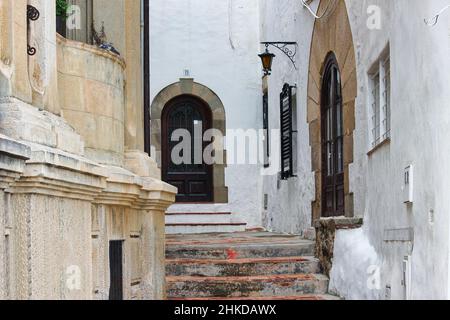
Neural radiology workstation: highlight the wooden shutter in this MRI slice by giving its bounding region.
[280,84,294,180]
[263,92,270,168]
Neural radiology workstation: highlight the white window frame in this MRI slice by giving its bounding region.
[368,51,391,151]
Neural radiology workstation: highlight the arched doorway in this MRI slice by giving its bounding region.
[161,95,213,203]
[150,79,228,204]
[307,0,357,221]
[321,53,344,217]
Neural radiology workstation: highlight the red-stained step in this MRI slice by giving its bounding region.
[166,231,340,300]
[167,274,329,298]
[166,256,320,277]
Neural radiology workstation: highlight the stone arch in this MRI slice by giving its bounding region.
[150,78,228,203]
[307,0,357,222]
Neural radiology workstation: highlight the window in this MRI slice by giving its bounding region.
[280,83,296,180]
[263,91,270,168]
[369,50,391,149]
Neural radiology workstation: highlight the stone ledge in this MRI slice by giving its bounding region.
[0,97,85,155]
[56,34,126,69]
[314,216,363,230]
[2,142,176,210]
[0,134,31,160]
[314,216,363,277]
[0,135,31,188]
[124,150,161,179]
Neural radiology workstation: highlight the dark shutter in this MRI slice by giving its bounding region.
[109,241,123,300]
[263,92,270,168]
[280,84,294,180]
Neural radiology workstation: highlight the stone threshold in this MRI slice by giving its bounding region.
[165,212,232,215]
[314,216,363,230]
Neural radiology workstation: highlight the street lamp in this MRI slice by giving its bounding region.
[258,46,276,76]
[258,42,298,76]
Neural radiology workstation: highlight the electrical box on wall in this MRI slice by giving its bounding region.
[403,165,413,204]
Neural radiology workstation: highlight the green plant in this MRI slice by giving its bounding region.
[56,0,69,17]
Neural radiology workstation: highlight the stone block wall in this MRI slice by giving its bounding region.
[57,35,126,167]
[0,0,176,300]
[0,103,176,299]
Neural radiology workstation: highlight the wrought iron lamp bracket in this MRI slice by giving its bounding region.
[27,5,40,56]
[261,42,298,69]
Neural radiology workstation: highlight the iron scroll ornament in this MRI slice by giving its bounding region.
[27,5,40,21]
[261,42,298,69]
[27,5,40,56]
[27,45,37,56]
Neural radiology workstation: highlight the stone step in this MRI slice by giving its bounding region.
[166,223,247,235]
[167,274,329,298]
[165,212,234,224]
[166,241,315,260]
[166,256,320,277]
[169,294,341,300]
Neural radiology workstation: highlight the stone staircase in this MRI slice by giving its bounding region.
[165,212,247,235]
[166,231,339,300]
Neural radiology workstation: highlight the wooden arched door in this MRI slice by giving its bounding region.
[321,54,345,217]
[162,95,213,203]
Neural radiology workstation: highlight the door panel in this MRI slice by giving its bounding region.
[162,96,213,203]
[321,55,345,217]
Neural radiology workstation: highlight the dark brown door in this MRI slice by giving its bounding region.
[321,54,345,217]
[162,95,213,203]
[109,240,123,300]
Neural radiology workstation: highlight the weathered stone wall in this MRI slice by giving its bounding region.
[0,102,176,300]
[0,135,31,299]
[0,188,4,299]
[314,217,363,277]
[10,194,94,299]
[0,0,177,300]
[57,35,126,166]
[0,0,32,101]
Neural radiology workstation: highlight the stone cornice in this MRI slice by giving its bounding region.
[0,135,31,189]
[135,177,177,211]
[1,139,176,211]
[0,134,31,161]
[94,166,177,211]
[7,152,106,201]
